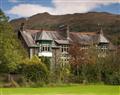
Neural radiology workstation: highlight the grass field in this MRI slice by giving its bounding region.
[0,85,119,95]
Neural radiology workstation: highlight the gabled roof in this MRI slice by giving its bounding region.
[99,34,109,43]
[20,31,38,47]
[55,40,69,45]
[70,32,97,45]
[20,29,111,48]
[35,30,52,41]
[98,29,109,43]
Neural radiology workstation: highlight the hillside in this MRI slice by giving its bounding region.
[10,12,120,45]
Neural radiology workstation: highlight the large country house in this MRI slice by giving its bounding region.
[18,24,114,66]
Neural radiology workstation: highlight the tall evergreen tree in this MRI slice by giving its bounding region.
[0,9,27,73]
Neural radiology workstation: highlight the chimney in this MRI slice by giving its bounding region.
[58,25,67,38]
[20,23,25,31]
[100,27,103,35]
[58,25,70,40]
[67,25,70,40]
[97,23,104,35]
[20,17,29,31]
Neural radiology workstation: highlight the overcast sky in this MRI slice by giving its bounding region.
[0,0,120,20]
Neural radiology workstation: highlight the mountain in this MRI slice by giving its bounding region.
[10,12,120,45]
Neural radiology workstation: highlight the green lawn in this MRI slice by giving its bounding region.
[0,85,119,95]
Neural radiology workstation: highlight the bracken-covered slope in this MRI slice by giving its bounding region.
[10,12,120,45]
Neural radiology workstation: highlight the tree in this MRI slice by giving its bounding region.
[69,43,90,83]
[101,49,120,85]
[0,9,8,22]
[69,43,102,83]
[0,9,27,73]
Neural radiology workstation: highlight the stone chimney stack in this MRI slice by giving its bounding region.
[58,25,70,40]
[20,17,29,31]
[20,23,25,31]
[97,23,103,35]
[100,27,103,35]
[67,25,70,40]
[58,25,67,38]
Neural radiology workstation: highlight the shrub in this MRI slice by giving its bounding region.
[19,56,49,83]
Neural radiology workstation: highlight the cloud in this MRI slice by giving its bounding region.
[7,0,120,17]
[7,4,52,17]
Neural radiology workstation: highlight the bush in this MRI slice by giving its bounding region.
[18,56,49,83]
[69,46,120,85]
[101,52,120,85]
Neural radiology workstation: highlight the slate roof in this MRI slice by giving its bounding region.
[20,29,111,48]
[99,34,109,43]
[98,29,109,44]
[35,30,52,41]
[55,40,69,45]
[70,32,98,45]
[20,30,38,47]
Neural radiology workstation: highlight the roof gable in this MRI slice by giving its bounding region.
[98,29,109,43]
[35,30,52,41]
[99,34,109,43]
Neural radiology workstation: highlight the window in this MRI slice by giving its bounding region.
[61,45,69,53]
[40,44,51,52]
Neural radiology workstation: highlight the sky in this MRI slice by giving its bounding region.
[0,0,120,20]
